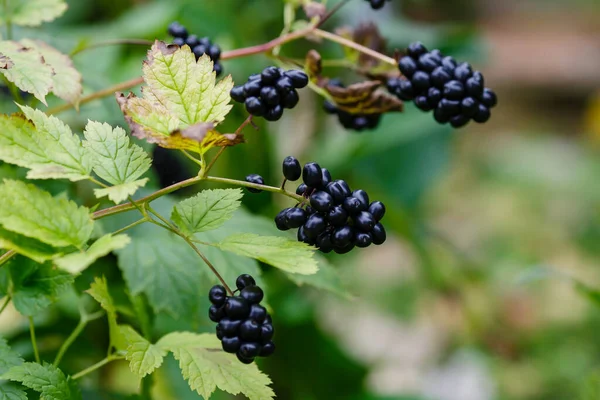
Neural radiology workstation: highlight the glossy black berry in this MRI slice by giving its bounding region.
[296,184,308,196]
[248,304,267,322]
[343,197,364,214]
[275,76,294,93]
[236,274,256,290]
[260,324,274,342]
[243,80,262,97]
[303,162,323,187]
[245,97,265,116]
[407,42,427,58]
[334,242,355,254]
[240,286,264,305]
[285,207,307,228]
[245,174,264,193]
[218,318,242,337]
[230,86,245,102]
[320,168,332,188]
[282,156,301,181]
[368,201,386,221]
[411,71,431,92]
[310,191,333,213]
[372,222,387,245]
[236,353,254,364]
[239,342,261,359]
[281,89,299,109]
[168,22,188,38]
[431,67,452,88]
[304,213,326,238]
[284,70,309,88]
[325,182,346,204]
[481,88,497,108]
[332,226,354,247]
[209,305,225,322]
[209,285,227,306]
[316,232,334,253]
[327,205,348,226]
[224,297,250,320]
[298,225,312,244]
[461,97,479,117]
[260,341,276,357]
[473,104,491,123]
[264,104,284,121]
[398,56,418,78]
[222,336,241,353]
[454,62,473,81]
[355,232,373,248]
[275,208,291,231]
[239,319,261,341]
[172,37,185,46]
[418,53,440,72]
[260,86,280,106]
[352,190,369,208]
[261,66,281,84]
[443,80,465,100]
[354,211,376,232]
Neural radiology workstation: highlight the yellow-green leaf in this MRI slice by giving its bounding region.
[117,41,235,154]
[0,180,94,248]
[93,179,149,204]
[55,234,131,274]
[86,277,126,352]
[119,325,166,379]
[157,332,274,400]
[0,0,67,27]
[216,233,318,274]
[171,189,243,236]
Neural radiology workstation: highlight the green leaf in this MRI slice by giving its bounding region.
[93,179,149,204]
[171,189,243,236]
[83,121,151,186]
[156,332,274,400]
[0,180,94,248]
[2,362,81,400]
[0,226,67,263]
[54,234,131,274]
[8,258,73,316]
[0,108,91,181]
[216,233,318,275]
[117,41,236,154]
[19,39,82,104]
[115,228,202,318]
[0,384,27,400]
[0,0,67,27]
[119,325,166,378]
[0,40,53,104]
[0,337,23,375]
[86,277,126,352]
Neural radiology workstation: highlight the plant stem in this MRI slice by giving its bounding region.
[111,218,148,236]
[221,24,315,60]
[53,307,104,367]
[0,296,11,315]
[71,39,153,56]
[46,76,144,115]
[71,355,123,380]
[0,250,15,267]
[92,176,203,220]
[204,176,304,202]
[29,317,40,363]
[89,177,109,188]
[312,28,397,65]
[181,236,234,296]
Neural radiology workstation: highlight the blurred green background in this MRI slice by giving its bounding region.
[1,0,600,399]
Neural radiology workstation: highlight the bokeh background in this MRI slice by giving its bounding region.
[1,0,600,399]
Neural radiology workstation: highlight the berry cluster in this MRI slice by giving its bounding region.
[323,79,381,132]
[167,22,223,76]
[209,274,275,364]
[365,0,391,9]
[230,67,309,121]
[387,42,497,128]
[274,157,387,253]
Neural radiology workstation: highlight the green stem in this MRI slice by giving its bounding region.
[181,235,234,296]
[312,28,397,65]
[130,294,153,341]
[112,218,148,236]
[29,317,40,363]
[53,308,104,367]
[0,296,11,315]
[0,250,15,267]
[71,355,123,380]
[89,177,109,188]
[92,176,202,220]
[204,176,304,202]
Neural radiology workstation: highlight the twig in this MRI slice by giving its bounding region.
[29,317,40,363]
[312,28,397,65]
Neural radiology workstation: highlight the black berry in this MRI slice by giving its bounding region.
[303,162,323,187]
[209,285,227,306]
[240,286,264,304]
[245,174,264,193]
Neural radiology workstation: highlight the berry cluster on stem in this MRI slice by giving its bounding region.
[167,21,223,76]
[387,42,497,127]
[230,66,309,121]
[209,274,275,364]
[267,157,387,254]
